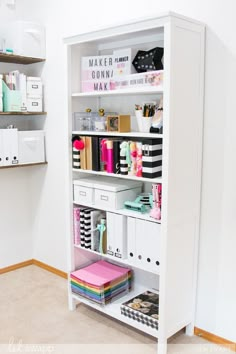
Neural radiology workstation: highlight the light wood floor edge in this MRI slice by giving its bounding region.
[32,259,68,279]
[194,327,236,352]
[0,259,67,279]
[0,259,34,274]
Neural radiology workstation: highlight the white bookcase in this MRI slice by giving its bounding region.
[64,12,205,354]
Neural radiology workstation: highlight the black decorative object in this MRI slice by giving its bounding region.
[132,47,164,73]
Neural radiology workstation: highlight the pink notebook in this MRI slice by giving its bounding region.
[71,261,130,287]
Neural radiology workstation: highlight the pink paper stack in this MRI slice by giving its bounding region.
[71,260,132,304]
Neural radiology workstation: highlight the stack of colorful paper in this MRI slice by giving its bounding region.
[70,260,132,304]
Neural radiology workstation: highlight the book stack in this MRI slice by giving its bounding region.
[73,207,80,245]
[73,206,107,253]
[70,260,132,305]
[120,290,159,330]
[72,134,162,179]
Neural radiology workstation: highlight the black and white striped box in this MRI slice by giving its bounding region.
[142,138,162,178]
[72,147,80,169]
[120,155,128,175]
[84,208,92,249]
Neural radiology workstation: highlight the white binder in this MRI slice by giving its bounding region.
[0,130,3,166]
[127,217,136,264]
[2,129,19,166]
[127,218,161,272]
[107,213,127,259]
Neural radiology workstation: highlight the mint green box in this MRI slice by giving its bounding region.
[2,81,21,112]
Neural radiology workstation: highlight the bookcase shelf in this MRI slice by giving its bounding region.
[0,112,47,115]
[72,130,163,138]
[0,52,45,65]
[73,199,161,224]
[0,162,48,169]
[71,284,159,338]
[72,86,163,98]
[65,13,205,354]
[73,168,162,183]
[74,244,159,275]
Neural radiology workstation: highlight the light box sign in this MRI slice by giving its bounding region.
[81,55,114,92]
[81,50,132,92]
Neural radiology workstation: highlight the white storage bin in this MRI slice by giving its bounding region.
[3,21,45,58]
[73,176,102,204]
[27,97,42,112]
[27,77,42,96]
[73,176,142,210]
[73,184,93,205]
[18,130,45,164]
[93,178,142,209]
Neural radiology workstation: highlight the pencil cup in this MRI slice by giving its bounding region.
[142,116,152,133]
[135,110,143,132]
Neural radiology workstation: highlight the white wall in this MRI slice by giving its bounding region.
[0,3,33,268]
[1,0,235,343]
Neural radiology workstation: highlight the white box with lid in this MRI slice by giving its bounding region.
[27,97,43,112]
[73,176,102,204]
[94,178,142,209]
[27,77,42,96]
[2,21,45,58]
[18,130,45,164]
[73,176,142,209]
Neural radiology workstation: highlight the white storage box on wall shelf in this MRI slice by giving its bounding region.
[27,77,42,96]
[73,176,142,209]
[27,97,43,112]
[18,130,46,164]
[1,21,45,59]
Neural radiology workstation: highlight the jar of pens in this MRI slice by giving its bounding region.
[135,97,163,133]
[135,102,156,133]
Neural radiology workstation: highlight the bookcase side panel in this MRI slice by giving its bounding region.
[160,19,205,337]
